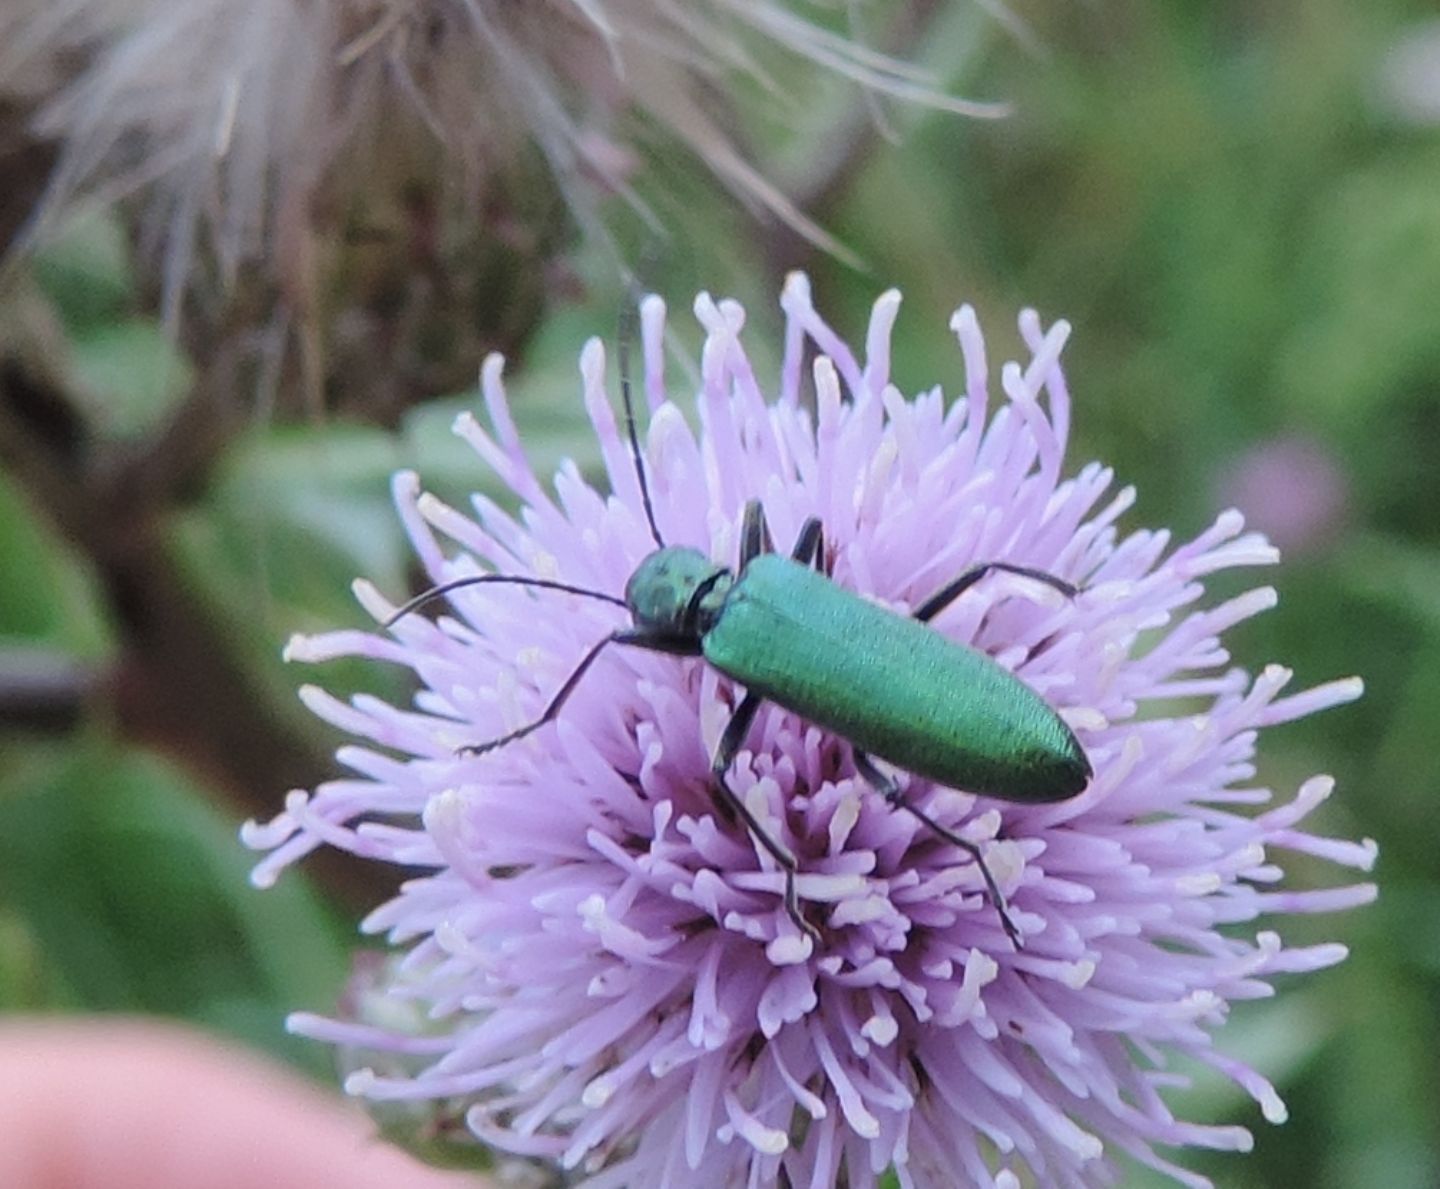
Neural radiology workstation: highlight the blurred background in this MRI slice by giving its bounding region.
[0,1,1434,1185]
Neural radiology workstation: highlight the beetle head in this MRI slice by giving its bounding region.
[625,547,731,638]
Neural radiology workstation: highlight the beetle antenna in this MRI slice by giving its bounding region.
[618,304,665,549]
[384,575,627,627]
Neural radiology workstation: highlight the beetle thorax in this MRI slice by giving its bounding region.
[625,547,732,638]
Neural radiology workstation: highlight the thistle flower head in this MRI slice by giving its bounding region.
[3,0,991,312]
[246,275,1376,1187]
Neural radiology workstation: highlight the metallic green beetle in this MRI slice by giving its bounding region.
[392,348,1091,947]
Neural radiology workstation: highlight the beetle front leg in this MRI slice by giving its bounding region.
[711,689,818,942]
[789,516,825,572]
[459,629,649,756]
[742,501,828,574]
[738,500,774,569]
[853,750,1023,950]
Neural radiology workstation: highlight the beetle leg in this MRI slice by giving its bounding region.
[913,562,1077,624]
[711,690,819,942]
[789,517,824,569]
[458,628,651,756]
[787,515,836,577]
[853,750,1023,950]
[738,500,774,569]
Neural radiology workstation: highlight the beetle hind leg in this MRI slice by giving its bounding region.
[710,690,819,942]
[853,751,1023,950]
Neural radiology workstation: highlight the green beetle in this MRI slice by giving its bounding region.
[391,346,1090,947]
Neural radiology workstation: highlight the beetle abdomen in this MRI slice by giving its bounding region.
[702,555,1089,803]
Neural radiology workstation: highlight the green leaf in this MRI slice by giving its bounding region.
[1337,532,1440,633]
[0,469,109,654]
[0,741,351,1071]
[31,212,133,330]
[69,319,193,441]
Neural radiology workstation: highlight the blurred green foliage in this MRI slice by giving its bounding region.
[3,1,1437,1185]
[0,743,349,1075]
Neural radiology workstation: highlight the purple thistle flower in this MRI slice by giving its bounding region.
[246,274,1377,1188]
[1217,434,1349,556]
